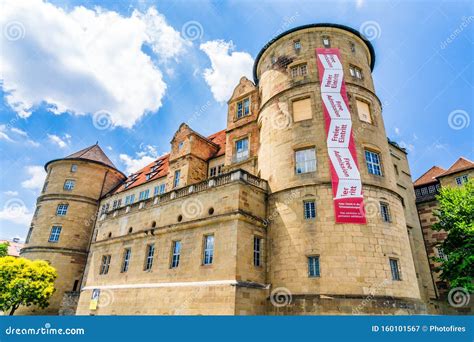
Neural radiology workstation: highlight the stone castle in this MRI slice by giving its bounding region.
[20,23,470,315]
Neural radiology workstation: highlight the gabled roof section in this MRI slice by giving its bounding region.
[65,144,117,169]
[438,157,474,178]
[111,129,227,195]
[414,166,446,187]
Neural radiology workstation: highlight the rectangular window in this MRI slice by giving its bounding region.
[294,40,301,50]
[308,256,320,277]
[365,150,382,176]
[63,179,75,190]
[99,255,111,275]
[304,200,316,219]
[112,199,122,209]
[415,188,421,198]
[350,65,363,79]
[322,36,330,47]
[48,226,62,242]
[455,175,469,186]
[171,241,181,268]
[121,248,131,273]
[173,170,181,188]
[139,189,150,201]
[209,166,217,177]
[380,202,391,222]
[390,258,401,280]
[292,98,312,122]
[154,184,166,195]
[71,164,77,172]
[254,236,262,267]
[235,138,249,162]
[217,165,224,175]
[144,244,155,271]
[203,235,214,265]
[428,185,436,193]
[125,194,135,205]
[56,204,69,216]
[421,187,428,196]
[290,64,308,78]
[356,99,372,124]
[295,148,316,174]
[236,98,250,119]
[394,164,399,175]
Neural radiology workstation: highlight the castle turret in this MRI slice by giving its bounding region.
[20,144,126,314]
[255,24,431,313]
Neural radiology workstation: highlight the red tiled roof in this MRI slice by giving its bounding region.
[112,130,227,194]
[438,157,474,177]
[207,129,226,157]
[414,166,446,186]
[65,144,117,169]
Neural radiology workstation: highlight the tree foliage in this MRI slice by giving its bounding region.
[0,242,9,258]
[0,257,57,315]
[432,179,474,292]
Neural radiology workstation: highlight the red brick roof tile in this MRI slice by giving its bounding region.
[438,157,474,177]
[414,166,446,186]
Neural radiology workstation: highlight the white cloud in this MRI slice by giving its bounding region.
[47,133,71,148]
[21,165,47,191]
[0,1,187,128]
[119,144,159,174]
[356,0,365,8]
[0,125,14,142]
[394,127,400,135]
[10,127,27,136]
[3,191,19,196]
[0,202,32,226]
[200,40,254,102]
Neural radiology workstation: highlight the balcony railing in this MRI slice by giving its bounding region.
[101,169,267,220]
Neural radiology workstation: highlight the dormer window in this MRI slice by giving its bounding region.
[322,36,330,48]
[236,98,250,119]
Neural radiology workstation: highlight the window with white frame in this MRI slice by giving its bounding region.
[455,174,469,186]
[420,187,428,196]
[171,241,181,268]
[290,63,308,78]
[173,170,181,188]
[125,194,135,205]
[365,150,382,176]
[254,236,262,267]
[349,65,363,79]
[121,248,131,273]
[235,138,249,162]
[380,202,391,222]
[209,164,224,177]
[63,179,75,190]
[112,199,122,209]
[48,226,62,242]
[308,256,320,277]
[154,184,166,196]
[295,148,316,174]
[56,204,69,216]
[236,98,250,119]
[139,189,150,201]
[144,244,155,271]
[304,200,316,219]
[203,235,214,265]
[322,36,330,47]
[99,255,111,275]
[71,164,78,172]
[390,258,401,280]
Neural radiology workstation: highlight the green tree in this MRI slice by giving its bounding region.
[0,256,57,315]
[0,242,9,257]
[432,179,474,292]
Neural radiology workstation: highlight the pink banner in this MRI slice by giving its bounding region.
[316,48,366,224]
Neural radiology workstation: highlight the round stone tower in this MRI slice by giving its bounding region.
[255,24,426,314]
[20,144,126,315]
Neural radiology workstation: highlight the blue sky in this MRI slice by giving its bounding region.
[0,0,473,240]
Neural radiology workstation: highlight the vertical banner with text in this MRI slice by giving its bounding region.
[316,48,366,224]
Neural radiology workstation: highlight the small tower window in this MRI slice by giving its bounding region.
[173,170,181,188]
[349,65,363,79]
[322,36,331,47]
[56,204,69,216]
[121,248,131,273]
[365,150,382,176]
[71,164,78,172]
[48,226,62,242]
[294,40,301,51]
[380,202,391,222]
[308,256,320,277]
[170,241,181,268]
[303,200,316,219]
[236,98,250,119]
[99,255,111,275]
[63,179,75,191]
[390,258,401,280]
